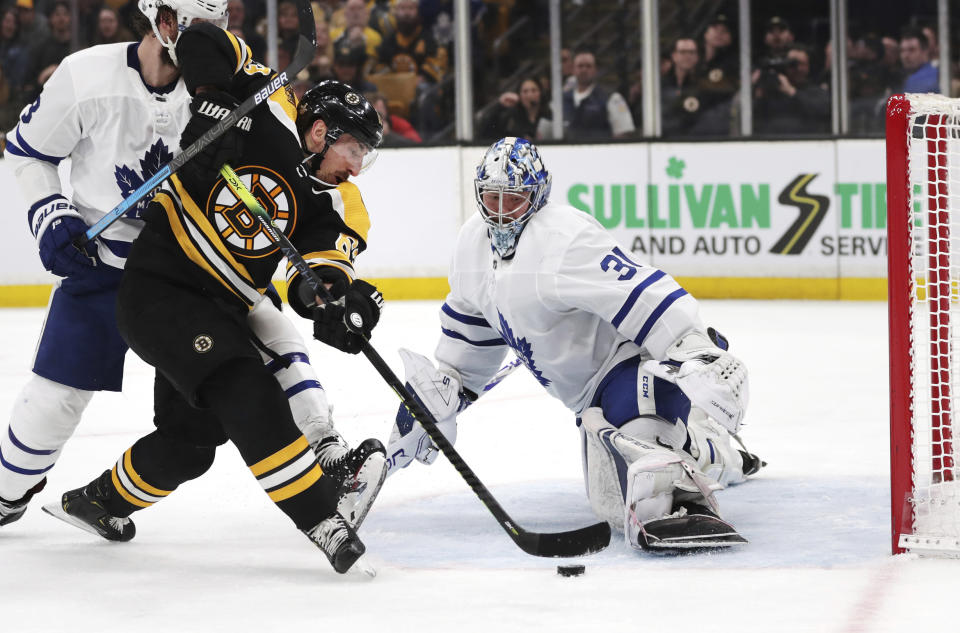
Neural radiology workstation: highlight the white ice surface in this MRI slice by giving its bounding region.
[0,300,953,632]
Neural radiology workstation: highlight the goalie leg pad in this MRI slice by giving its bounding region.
[580,408,693,530]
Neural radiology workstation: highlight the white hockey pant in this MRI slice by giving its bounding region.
[246,297,337,448]
[0,375,93,500]
[580,408,722,535]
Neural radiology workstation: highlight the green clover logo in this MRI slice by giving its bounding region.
[666,157,686,179]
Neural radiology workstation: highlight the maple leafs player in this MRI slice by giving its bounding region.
[0,0,384,544]
[387,137,763,549]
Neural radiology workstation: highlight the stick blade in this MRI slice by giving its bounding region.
[515,521,612,558]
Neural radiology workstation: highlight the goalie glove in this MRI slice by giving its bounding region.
[642,329,749,434]
[386,349,473,474]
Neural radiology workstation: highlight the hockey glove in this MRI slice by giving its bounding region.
[642,330,749,434]
[31,195,97,277]
[343,279,383,338]
[313,303,363,354]
[290,266,351,318]
[386,349,472,474]
[178,90,251,194]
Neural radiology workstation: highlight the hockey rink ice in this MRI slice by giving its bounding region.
[0,299,954,632]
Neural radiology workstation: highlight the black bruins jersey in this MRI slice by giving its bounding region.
[130,23,370,311]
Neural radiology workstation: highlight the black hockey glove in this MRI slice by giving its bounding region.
[343,279,383,338]
[178,90,251,194]
[313,304,363,354]
[291,266,351,318]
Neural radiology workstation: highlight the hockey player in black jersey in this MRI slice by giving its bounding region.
[43,22,386,575]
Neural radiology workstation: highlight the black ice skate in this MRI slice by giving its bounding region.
[42,471,135,542]
[0,477,46,526]
[739,450,767,477]
[303,512,365,574]
[315,436,387,529]
[637,500,747,551]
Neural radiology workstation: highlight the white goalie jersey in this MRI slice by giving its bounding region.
[437,202,705,414]
[5,42,191,269]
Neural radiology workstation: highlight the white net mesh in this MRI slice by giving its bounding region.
[903,94,960,550]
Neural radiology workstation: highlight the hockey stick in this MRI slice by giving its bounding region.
[75,0,317,248]
[219,164,611,558]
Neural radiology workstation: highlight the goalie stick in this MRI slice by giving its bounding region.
[219,164,611,559]
[74,0,317,248]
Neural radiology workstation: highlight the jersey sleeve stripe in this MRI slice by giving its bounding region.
[25,193,66,225]
[298,249,353,265]
[285,259,356,285]
[633,288,689,346]
[8,128,65,165]
[612,270,666,328]
[441,326,506,347]
[441,302,491,327]
[222,29,245,72]
[99,236,134,260]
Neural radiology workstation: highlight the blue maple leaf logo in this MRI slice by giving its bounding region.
[497,311,550,387]
[114,139,173,219]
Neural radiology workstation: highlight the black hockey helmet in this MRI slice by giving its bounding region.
[297,79,383,152]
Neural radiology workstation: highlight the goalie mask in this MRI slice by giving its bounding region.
[297,80,383,187]
[138,0,228,65]
[475,137,551,258]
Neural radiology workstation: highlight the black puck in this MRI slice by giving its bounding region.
[557,564,585,577]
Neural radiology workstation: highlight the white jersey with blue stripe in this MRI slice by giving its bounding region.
[5,42,190,269]
[436,202,704,414]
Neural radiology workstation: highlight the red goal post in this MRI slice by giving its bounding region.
[887,93,960,556]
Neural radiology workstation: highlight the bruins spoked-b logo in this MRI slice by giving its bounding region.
[208,166,297,257]
[193,334,214,353]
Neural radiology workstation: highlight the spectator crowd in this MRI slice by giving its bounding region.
[0,0,952,142]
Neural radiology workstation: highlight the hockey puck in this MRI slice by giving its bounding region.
[557,564,585,577]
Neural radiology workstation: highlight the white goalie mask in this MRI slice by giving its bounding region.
[138,0,229,65]
[474,137,551,259]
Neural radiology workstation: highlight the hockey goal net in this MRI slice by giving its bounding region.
[887,93,960,555]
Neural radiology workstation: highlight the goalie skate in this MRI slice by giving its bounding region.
[315,437,387,529]
[634,501,747,551]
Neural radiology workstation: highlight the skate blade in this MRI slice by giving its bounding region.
[340,453,387,530]
[41,502,106,540]
[349,556,377,579]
